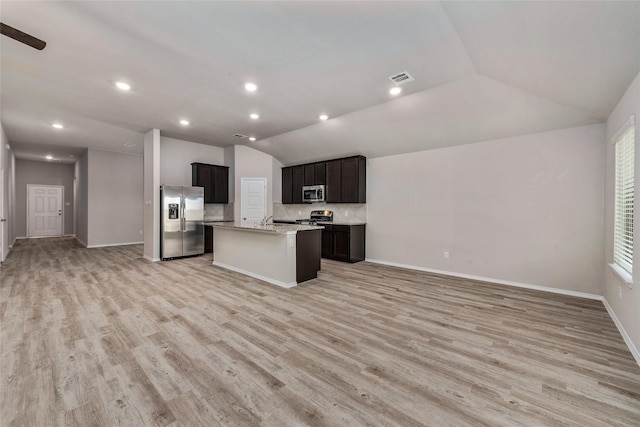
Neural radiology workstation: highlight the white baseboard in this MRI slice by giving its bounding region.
[212,260,297,288]
[366,258,639,367]
[87,241,144,249]
[143,255,160,262]
[74,236,88,247]
[601,298,640,366]
[365,258,601,300]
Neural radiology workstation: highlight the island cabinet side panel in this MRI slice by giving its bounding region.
[212,227,296,287]
[296,229,322,283]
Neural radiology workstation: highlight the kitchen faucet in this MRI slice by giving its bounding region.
[260,215,273,226]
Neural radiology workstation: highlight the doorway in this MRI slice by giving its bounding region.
[27,185,64,237]
[240,178,267,226]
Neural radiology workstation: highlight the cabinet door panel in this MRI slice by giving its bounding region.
[325,160,341,203]
[341,157,359,203]
[321,228,333,258]
[304,164,315,186]
[282,167,293,204]
[333,230,350,260]
[193,164,213,203]
[314,162,326,185]
[213,166,229,204]
[204,225,213,253]
[292,166,305,204]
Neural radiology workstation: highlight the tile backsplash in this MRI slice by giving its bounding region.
[205,202,367,223]
[204,204,225,221]
[273,202,366,222]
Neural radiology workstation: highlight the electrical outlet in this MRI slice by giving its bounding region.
[298,210,301,215]
[444,251,449,259]
[139,230,143,236]
[345,211,349,217]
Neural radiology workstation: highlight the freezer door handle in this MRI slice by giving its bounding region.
[181,195,185,231]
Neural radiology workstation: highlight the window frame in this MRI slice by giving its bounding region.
[611,115,635,287]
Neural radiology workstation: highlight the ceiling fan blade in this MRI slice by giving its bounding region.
[0,22,46,50]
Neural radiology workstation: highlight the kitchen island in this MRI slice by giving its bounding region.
[205,222,323,288]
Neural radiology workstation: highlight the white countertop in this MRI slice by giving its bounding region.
[205,221,323,235]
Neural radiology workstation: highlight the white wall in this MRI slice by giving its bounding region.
[604,71,640,360]
[367,124,605,295]
[87,149,143,247]
[160,136,225,186]
[272,157,284,202]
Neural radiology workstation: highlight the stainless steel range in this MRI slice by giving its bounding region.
[296,210,333,225]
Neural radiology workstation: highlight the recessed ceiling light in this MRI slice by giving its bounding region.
[180,119,190,126]
[389,87,402,95]
[115,81,131,91]
[244,82,257,92]
[249,113,259,120]
[45,155,53,160]
[249,137,256,142]
[319,114,329,121]
[52,123,63,129]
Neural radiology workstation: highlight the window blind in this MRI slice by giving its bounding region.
[613,118,635,275]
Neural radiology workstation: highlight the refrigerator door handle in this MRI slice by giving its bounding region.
[181,195,186,232]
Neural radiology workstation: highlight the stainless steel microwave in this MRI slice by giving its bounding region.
[303,185,325,203]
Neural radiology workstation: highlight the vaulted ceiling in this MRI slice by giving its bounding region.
[1,1,638,165]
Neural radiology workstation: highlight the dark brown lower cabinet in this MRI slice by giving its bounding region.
[204,225,213,254]
[321,224,365,263]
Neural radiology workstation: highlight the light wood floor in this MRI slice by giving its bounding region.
[1,237,639,426]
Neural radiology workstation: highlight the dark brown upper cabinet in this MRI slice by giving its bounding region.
[314,162,326,185]
[282,167,293,204]
[325,159,342,203]
[281,156,365,204]
[191,162,229,204]
[304,164,315,185]
[303,162,327,186]
[340,156,366,203]
[292,165,305,204]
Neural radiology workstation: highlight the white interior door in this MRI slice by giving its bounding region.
[28,185,63,237]
[241,178,267,226]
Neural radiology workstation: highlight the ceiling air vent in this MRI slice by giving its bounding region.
[388,71,414,85]
[233,133,248,139]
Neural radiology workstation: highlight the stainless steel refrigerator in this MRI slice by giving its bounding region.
[160,185,204,260]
